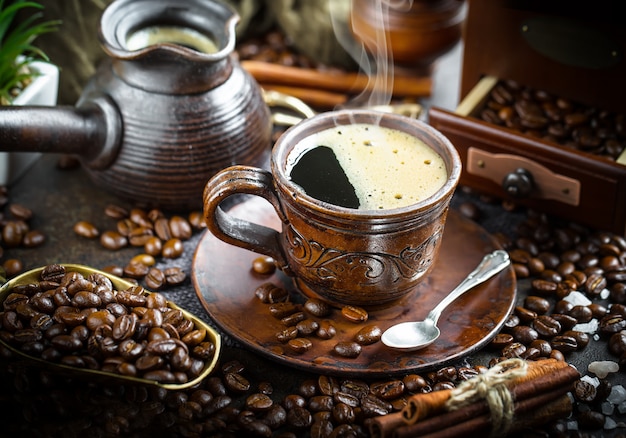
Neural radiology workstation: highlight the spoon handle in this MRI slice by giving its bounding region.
[426,249,510,324]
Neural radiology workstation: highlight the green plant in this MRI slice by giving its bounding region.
[0,0,59,104]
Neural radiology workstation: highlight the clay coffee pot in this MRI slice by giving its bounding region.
[0,0,272,210]
[350,0,466,73]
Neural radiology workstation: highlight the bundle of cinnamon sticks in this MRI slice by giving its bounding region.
[369,358,580,438]
[242,60,432,109]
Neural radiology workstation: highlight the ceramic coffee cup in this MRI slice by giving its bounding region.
[203,110,461,307]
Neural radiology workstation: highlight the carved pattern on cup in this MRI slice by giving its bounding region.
[284,224,442,288]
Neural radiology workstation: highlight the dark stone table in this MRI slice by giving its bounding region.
[1,42,624,438]
[1,151,624,437]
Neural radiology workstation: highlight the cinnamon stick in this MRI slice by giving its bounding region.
[242,60,432,98]
[370,360,580,438]
[403,359,571,424]
[394,384,574,438]
[261,84,348,109]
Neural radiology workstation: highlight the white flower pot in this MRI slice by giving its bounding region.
[0,60,59,185]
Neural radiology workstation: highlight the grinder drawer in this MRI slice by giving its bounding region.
[429,76,626,235]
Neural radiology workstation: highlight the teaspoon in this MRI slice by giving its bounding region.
[381,249,511,351]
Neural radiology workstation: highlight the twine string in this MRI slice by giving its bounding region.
[444,358,528,436]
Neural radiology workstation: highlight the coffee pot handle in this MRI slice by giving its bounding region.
[203,165,289,268]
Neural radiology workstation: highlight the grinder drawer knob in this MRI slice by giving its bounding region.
[502,168,534,198]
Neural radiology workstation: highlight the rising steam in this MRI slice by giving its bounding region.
[330,0,414,110]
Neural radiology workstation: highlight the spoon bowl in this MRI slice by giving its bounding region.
[381,250,510,351]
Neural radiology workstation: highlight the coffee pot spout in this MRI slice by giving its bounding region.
[0,94,122,170]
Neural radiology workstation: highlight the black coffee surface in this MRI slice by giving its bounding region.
[289,145,360,209]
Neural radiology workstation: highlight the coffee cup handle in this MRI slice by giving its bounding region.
[203,165,289,268]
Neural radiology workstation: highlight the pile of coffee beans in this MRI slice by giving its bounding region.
[237,29,318,70]
[255,281,383,359]
[0,186,46,278]
[0,353,492,437]
[73,204,207,290]
[479,80,626,161]
[0,264,216,385]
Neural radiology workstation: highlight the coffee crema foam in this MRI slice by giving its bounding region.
[287,123,447,210]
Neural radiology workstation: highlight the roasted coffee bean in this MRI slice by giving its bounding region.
[550,313,578,331]
[181,328,206,346]
[304,299,331,317]
[168,215,192,240]
[100,231,128,250]
[370,380,405,400]
[73,221,99,238]
[514,306,537,323]
[354,324,382,345]
[1,311,22,331]
[296,319,319,336]
[562,330,589,349]
[41,264,66,282]
[129,208,151,228]
[286,406,312,428]
[154,217,172,241]
[276,326,299,343]
[332,341,361,358]
[72,291,102,308]
[162,238,184,258]
[104,204,129,220]
[288,338,313,354]
[502,342,526,358]
[331,403,355,425]
[131,253,156,267]
[3,258,23,277]
[22,230,45,247]
[529,339,552,357]
[316,375,339,396]
[112,314,137,340]
[245,392,273,412]
[550,335,578,353]
[531,279,557,295]
[51,334,82,351]
[145,267,166,290]
[340,306,368,323]
[143,236,163,257]
[511,325,538,344]
[553,299,574,315]
[524,296,551,314]
[588,303,608,319]
[2,221,26,247]
[573,379,597,403]
[585,273,607,296]
[116,218,136,236]
[269,302,300,319]
[281,311,305,327]
[599,314,626,334]
[556,280,578,299]
[531,315,562,337]
[490,333,514,349]
[568,305,593,323]
[124,261,150,279]
[308,395,334,412]
[526,257,545,276]
[316,320,337,339]
[613,304,626,317]
[512,263,530,278]
[164,267,186,286]
[608,331,626,356]
[578,410,606,430]
[251,256,276,275]
[8,203,32,220]
[503,314,520,330]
